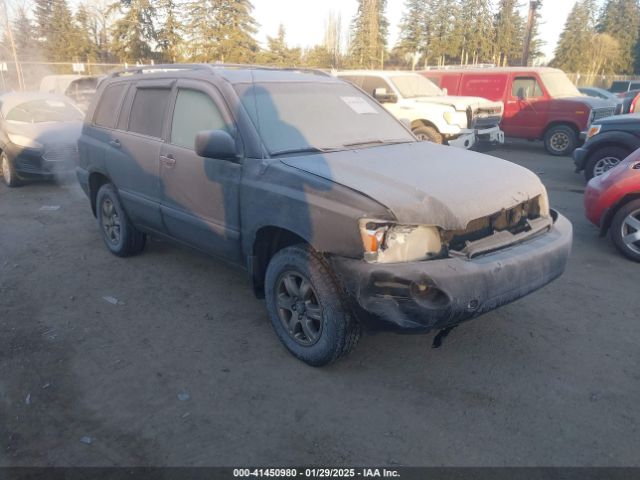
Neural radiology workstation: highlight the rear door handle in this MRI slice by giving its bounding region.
[109,139,121,149]
[161,154,176,166]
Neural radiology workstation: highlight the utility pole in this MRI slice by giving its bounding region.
[0,0,24,90]
[522,0,540,67]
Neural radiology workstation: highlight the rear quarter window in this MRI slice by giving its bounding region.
[93,83,128,128]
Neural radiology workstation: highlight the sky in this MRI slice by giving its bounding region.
[55,0,580,63]
[252,0,578,62]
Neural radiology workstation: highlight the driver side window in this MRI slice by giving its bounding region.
[512,77,543,99]
[171,89,227,149]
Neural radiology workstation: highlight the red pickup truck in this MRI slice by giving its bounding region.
[422,67,617,156]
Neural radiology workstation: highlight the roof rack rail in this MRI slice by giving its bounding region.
[110,63,332,78]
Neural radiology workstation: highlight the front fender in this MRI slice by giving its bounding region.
[583,130,640,153]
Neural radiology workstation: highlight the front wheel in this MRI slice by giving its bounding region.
[96,183,146,257]
[265,245,361,367]
[412,125,443,144]
[610,199,640,262]
[544,125,577,156]
[584,146,629,180]
[1,152,21,187]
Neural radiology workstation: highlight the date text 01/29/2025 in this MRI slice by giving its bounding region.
[233,468,401,478]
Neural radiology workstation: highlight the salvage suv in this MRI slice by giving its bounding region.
[77,65,572,366]
[337,70,504,149]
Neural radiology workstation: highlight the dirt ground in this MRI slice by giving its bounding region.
[1,140,638,467]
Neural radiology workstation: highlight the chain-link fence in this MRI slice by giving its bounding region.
[566,73,640,89]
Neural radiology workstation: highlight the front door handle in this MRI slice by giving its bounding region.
[109,139,121,149]
[161,154,176,166]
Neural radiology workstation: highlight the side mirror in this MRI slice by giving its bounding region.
[373,87,398,104]
[517,88,526,101]
[195,129,237,160]
[442,88,448,96]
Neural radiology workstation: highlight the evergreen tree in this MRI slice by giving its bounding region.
[47,0,81,62]
[349,0,389,68]
[598,0,640,74]
[74,4,100,62]
[451,0,494,64]
[12,7,39,61]
[110,0,157,63]
[185,0,258,63]
[494,0,525,66]
[157,0,185,63]
[33,0,55,41]
[551,0,596,72]
[427,0,458,66]
[258,25,301,66]
[395,0,428,65]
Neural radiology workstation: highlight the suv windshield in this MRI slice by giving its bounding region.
[236,82,414,155]
[4,99,83,123]
[540,72,580,98]
[389,75,443,98]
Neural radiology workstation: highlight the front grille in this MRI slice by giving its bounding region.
[592,107,616,122]
[443,196,543,253]
[43,144,79,164]
[469,106,503,129]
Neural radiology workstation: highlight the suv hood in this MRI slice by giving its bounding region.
[411,95,503,112]
[281,142,546,230]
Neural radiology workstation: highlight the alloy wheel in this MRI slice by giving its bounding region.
[593,156,622,177]
[275,271,323,346]
[621,208,640,255]
[101,198,121,245]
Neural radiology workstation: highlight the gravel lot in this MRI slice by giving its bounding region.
[1,140,638,467]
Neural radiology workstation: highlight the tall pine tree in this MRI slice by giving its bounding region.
[494,0,525,66]
[157,0,185,63]
[185,0,258,63]
[349,0,389,68]
[110,0,157,63]
[552,0,596,72]
[395,0,429,66]
[598,0,640,74]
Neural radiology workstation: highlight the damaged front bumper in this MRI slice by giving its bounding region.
[328,211,572,333]
[447,126,505,150]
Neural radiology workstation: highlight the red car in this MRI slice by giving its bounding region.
[585,148,640,261]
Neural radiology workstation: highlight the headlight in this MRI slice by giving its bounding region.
[443,111,468,127]
[359,219,443,263]
[8,133,43,150]
[587,124,601,139]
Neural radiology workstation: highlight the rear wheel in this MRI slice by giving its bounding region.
[584,146,629,180]
[413,125,443,144]
[1,152,20,188]
[544,125,577,156]
[265,245,360,366]
[610,199,640,262]
[96,183,146,257]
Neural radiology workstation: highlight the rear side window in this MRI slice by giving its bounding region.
[610,81,628,93]
[361,76,391,96]
[630,82,640,90]
[93,83,127,128]
[512,77,543,98]
[339,76,364,88]
[171,89,227,149]
[128,87,171,138]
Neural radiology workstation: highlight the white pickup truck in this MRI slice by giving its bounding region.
[336,70,505,149]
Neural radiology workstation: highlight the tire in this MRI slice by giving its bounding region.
[584,146,629,181]
[610,199,640,262]
[96,183,146,257]
[544,125,577,156]
[413,125,443,144]
[264,244,361,367]
[1,151,21,188]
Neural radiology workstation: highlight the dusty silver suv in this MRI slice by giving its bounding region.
[77,64,573,366]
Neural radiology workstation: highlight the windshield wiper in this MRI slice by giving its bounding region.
[343,139,412,149]
[270,146,327,157]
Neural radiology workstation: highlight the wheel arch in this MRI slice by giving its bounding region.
[600,192,640,236]
[88,171,112,217]
[250,226,310,298]
[543,121,580,139]
[411,119,440,132]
